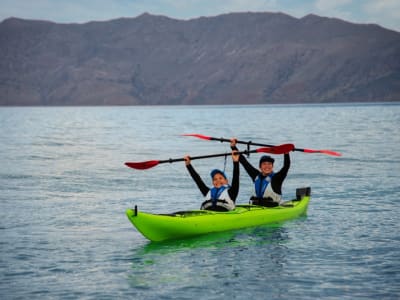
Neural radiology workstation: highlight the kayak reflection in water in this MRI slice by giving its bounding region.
[184,150,240,211]
[230,138,291,207]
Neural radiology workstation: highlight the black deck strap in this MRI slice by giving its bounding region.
[134,205,138,216]
[280,202,294,207]
[159,210,211,217]
[239,204,254,211]
[159,212,183,216]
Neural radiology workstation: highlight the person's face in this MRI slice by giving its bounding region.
[213,173,228,188]
[260,161,274,175]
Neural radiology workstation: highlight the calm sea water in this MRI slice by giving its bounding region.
[1,104,399,299]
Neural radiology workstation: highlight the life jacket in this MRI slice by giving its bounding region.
[252,173,282,205]
[201,185,235,211]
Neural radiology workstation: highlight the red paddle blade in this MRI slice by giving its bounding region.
[125,160,160,170]
[303,149,342,156]
[257,144,294,154]
[181,133,212,140]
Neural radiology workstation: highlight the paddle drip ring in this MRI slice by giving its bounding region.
[247,141,251,157]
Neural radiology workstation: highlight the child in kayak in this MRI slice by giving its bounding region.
[230,138,290,207]
[184,151,240,211]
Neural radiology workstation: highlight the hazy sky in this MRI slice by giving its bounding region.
[1,0,399,32]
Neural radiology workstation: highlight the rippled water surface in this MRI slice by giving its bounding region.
[1,104,399,299]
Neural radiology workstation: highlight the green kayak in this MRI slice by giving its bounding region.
[126,187,311,242]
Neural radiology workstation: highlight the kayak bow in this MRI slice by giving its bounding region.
[126,187,311,242]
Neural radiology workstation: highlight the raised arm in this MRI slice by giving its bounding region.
[184,155,209,196]
[228,150,240,201]
[270,153,291,195]
[230,138,259,181]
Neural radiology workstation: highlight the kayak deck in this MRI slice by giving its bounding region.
[127,187,311,242]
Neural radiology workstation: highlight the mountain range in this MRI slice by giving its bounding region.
[0,12,399,105]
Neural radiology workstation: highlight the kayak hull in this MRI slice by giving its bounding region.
[126,187,311,242]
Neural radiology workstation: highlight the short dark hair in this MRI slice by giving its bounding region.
[259,155,274,166]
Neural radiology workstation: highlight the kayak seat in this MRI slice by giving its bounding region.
[200,199,234,211]
[296,187,311,201]
[250,197,279,207]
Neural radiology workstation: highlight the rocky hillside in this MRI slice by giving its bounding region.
[0,12,399,105]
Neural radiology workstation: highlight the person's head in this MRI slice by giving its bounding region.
[259,155,274,175]
[210,169,228,188]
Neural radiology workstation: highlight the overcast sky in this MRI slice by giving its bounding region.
[1,0,399,32]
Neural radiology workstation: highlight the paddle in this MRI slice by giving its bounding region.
[182,133,342,157]
[125,144,294,170]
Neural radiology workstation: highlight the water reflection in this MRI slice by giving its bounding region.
[127,222,301,295]
[136,223,291,255]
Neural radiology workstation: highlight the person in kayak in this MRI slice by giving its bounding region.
[230,138,290,207]
[184,150,240,211]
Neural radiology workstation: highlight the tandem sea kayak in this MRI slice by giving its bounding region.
[126,187,311,242]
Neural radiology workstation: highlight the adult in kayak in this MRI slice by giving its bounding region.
[230,138,291,207]
[184,151,240,211]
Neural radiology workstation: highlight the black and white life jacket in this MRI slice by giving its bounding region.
[252,173,282,204]
[201,185,235,211]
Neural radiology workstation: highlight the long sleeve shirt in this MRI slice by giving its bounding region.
[186,161,240,202]
[232,145,290,195]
